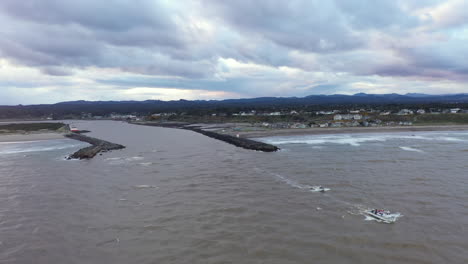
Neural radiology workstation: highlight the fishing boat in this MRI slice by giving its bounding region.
[70,126,80,132]
[310,186,330,192]
[365,209,399,223]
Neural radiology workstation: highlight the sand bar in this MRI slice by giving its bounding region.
[0,132,66,143]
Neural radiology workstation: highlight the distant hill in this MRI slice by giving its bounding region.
[2,93,468,119]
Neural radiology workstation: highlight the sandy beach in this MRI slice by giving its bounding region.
[233,124,468,138]
[0,132,66,143]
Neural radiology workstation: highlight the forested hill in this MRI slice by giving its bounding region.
[1,93,468,119]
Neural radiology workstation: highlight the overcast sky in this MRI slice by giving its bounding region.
[1,0,467,105]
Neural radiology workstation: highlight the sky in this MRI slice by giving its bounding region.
[1,0,468,105]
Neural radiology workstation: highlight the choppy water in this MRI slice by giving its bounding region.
[1,121,467,264]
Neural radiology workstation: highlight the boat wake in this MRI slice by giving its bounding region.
[255,168,405,224]
[254,168,330,192]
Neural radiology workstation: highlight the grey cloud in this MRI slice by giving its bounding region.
[368,38,468,81]
[204,0,364,53]
[0,1,194,75]
[0,0,467,101]
[41,67,74,76]
[0,0,170,31]
[334,1,419,30]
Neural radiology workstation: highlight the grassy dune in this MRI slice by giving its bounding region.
[0,123,67,134]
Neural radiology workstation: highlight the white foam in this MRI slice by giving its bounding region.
[105,157,121,160]
[0,144,81,155]
[0,140,43,145]
[126,156,144,161]
[399,146,424,153]
[263,134,427,146]
[261,132,467,147]
[437,137,465,142]
[133,185,158,189]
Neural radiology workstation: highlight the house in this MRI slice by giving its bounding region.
[397,109,414,115]
[399,121,413,126]
[269,112,281,116]
[450,108,461,113]
[291,123,307,129]
[349,121,361,127]
[353,114,363,120]
[334,114,343,121]
[416,109,426,114]
[380,111,391,115]
[335,114,362,120]
[330,122,343,128]
[319,123,329,128]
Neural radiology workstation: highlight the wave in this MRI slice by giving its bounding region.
[261,133,466,147]
[0,143,83,155]
[399,146,424,153]
[139,162,155,166]
[133,185,158,189]
[0,140,43,145]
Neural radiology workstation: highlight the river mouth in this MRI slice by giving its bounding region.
[1,120,467,264]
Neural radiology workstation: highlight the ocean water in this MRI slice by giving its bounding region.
[1,121,467,263]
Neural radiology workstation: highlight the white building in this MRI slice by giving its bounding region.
[334,114,362,120]
[397,109,414,115]
[353,114,363,120]
[334,114,343,121]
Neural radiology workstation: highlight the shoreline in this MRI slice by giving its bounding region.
[0,132,67,143]
[231,125,468,138]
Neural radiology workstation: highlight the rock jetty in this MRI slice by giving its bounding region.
[65,133,125,159]
[132,122,279,152]
[188,128,279,152]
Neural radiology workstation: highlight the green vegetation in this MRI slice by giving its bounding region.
[161,113,332,124]
[0,123,67,134]
[413,114,468,125]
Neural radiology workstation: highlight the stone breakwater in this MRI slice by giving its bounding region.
[65,133,125,159]
[189,128,279,152]
[133,122,279,152]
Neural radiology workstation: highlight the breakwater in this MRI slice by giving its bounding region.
[132,122,279,152]
[189,128,279,152]
[65,133,125,159]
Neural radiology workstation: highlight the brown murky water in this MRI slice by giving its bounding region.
[1,121,467,263]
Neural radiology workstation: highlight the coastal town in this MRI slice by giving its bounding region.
[63,106,468,132]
